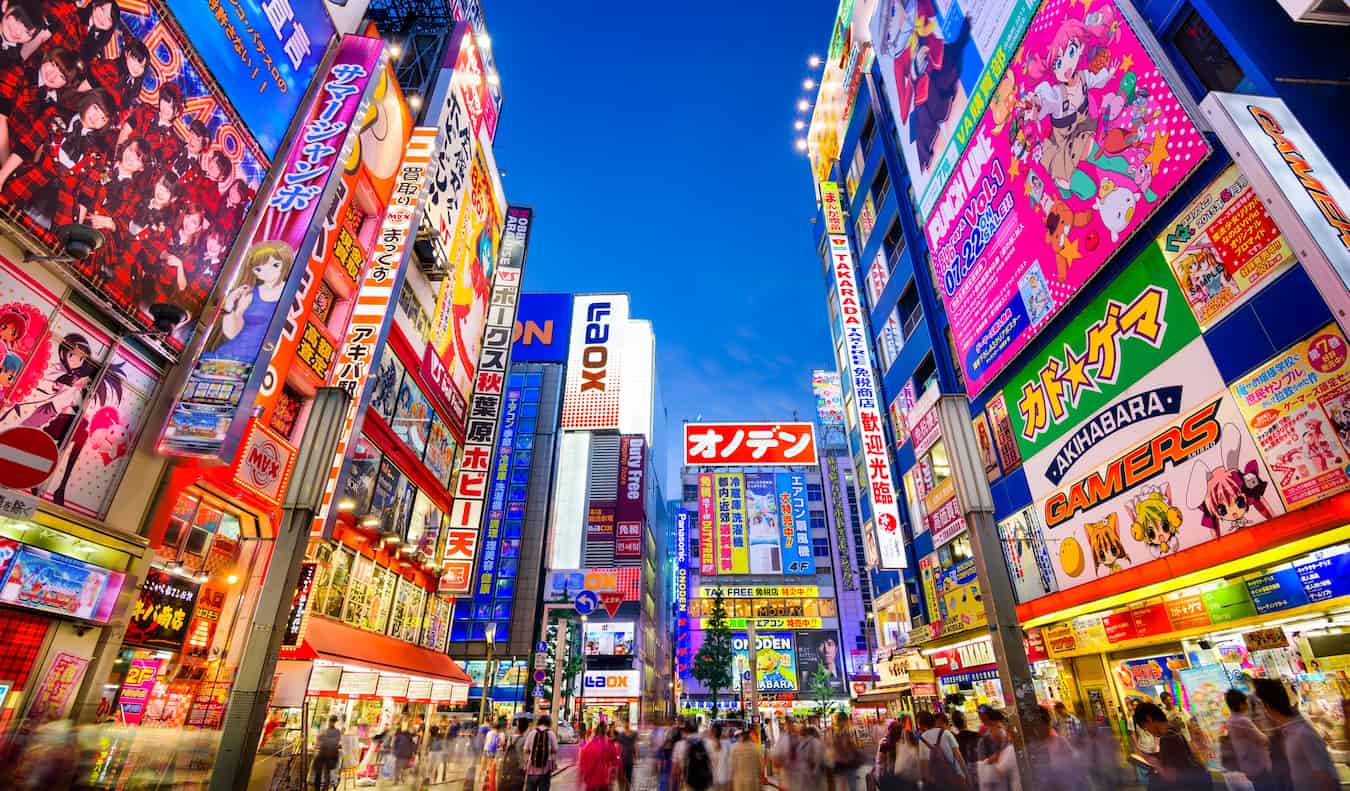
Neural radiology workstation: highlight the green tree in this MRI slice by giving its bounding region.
[692,588,734,713]
[560,650,584,719]
[810,665,837,724]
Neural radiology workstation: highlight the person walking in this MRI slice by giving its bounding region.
[522,715,560,791]
[1053,703,1083,745]
[875,720,919,791]
[730,728,764,791]
[312,715,342,791]
[974,710,1016,791]
[579,723,620,791]
[790,726,828,791]
[674,720,715,791]
[950,712,981,768]
[916,711,967,791]
[705,724,727,791]
[615,721,638,791]
[768,717,798,791]
[826,713,864,791]
[393,723,419,786]
[1253,677,1338,791]
[498,719,530,791]
[1132,701,1212,791]
[1221,689,1273,791]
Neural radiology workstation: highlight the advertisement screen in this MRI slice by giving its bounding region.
[162,0,334,157]
[812,371,845,426]
[732,632,796,692]
[997,505,1057,603]
[1159,165,1296,329]
[0,1,269,348]
[583,622,635,656]
[924,0,1208,395]
[1230,324,1350,511]
[795,630,847,698]
[870,0,1038,217]
[160,36,383,459]
[0,545,115,622]
[512,293,573,362]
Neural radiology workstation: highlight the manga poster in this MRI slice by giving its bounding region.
[869,0,1040,218]
[1229,324,1350,510]
[0,259,157,519]
[1158,165,1297,329]
[0,0,267,348]
[924,0,1208,395]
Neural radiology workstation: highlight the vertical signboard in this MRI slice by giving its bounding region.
[163,0,336,157]
[713,473,748,575]
[821,181,905,568]
[512,293,574,362]
[160,36,385,460]
[924,0,1208,395]
[698,473,716,575]
[616,434,646,561]
[675,510,691,677]
[561,295,629,430]
[1200,93,1350,332]
[440,206,532,594]
[744,473,782,574]
[812,370,845,427]
[774,473,815,576]
[314,128,438,533]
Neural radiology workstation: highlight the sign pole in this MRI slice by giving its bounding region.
[747,615,758,722]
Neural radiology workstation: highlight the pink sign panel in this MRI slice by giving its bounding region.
[924,0,1208,394]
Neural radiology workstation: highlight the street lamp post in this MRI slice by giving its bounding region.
[479,623,498,724]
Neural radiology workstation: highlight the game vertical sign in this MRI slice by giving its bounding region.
[161,36,386,461]
[675,510,691,676]
[440,206,533,594]
[821,181,905,568]
[314,128,438,535]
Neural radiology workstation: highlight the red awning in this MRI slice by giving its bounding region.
[302,616,471,684]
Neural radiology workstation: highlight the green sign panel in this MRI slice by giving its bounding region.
[998,243,1202,462]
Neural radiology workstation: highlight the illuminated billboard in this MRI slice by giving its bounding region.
[812,371,845,427]
[159,35,385,460]
[512,293,573,362]
[683,422,818,466]
[562,295,630,430]
[0,0,268,348]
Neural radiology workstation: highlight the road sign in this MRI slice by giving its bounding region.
[533,669,547,683]
[599,591,623,617]
[574,589,598,616]
[536,641,548,653]
[0,427,60,490]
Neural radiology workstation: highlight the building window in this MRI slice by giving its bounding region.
[807,483,824,501]
[809,514,827,533]
[860,111,877,157]
[914,353,938,396]
[1171,9,1249,92]
[884,218,905,270]
[898,280,922,339]
[870,163,891,208]
[683,484,698,502]
[812,537,831,558]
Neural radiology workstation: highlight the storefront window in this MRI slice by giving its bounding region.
[366,566,396,634]
[342,553,374,627]
[392,375,432,457]
[371,351,405,421]
[322,548,352,620]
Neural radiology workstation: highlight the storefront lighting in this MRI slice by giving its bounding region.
[795,139,808,152]
[226,574,239,585]
[337,498,356,512]
[388,43,402,58]
[796,99,810,112]
[409,95,423,110]
[808,55,821,68]
[361,516,380,528]
[921,635,990,656]
[794,120,805,130]
[803,79,816,90]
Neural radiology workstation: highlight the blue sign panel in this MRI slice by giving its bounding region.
[1245,567,1311,615]
[512,294,572,362]
[776,473,815,575]
[1294,545,1350,603]
[163,0,336,157]
[574,590,598,616]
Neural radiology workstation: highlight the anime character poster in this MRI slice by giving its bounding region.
[924,0,1208,395]
[1158,165,1297,329]
[870,0,1039,218]
[0,1,266,348]
[0,259,156,519]
[744,473,783,575]
[1037,393,1281,593]
[1230,324,1350,510]
[732,632,797,692]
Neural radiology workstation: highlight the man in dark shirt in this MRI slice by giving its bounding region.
[1133,701,1212,790]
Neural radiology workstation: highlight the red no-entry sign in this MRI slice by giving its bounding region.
[0,427,60,490]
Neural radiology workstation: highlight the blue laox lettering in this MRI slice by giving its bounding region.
[943,161,1010,297]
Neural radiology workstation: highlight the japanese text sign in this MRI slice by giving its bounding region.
[773,472,815,575]
[124,568,202,650]
[821,186,904,568]
[26,652,88,724]
[164,0,335,157]
[683,422,818,466]
[161,35,384,461]
[440,206,531,594]
[315,128,437,533]
[562,295,628,430]
[617,435,647,525]
[713,473,748,574]
[1229,323,1350,510]
[698,474,716,575]
[925,0,1208,395]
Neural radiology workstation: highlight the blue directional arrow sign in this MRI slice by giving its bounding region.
[574,589,598,616]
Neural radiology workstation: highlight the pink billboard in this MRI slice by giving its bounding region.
[924,0,1208,395]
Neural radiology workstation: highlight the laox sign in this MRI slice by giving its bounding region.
[580,302,613,391]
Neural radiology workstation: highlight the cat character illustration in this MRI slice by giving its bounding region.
[1085,512,1131,576]
[1129,484,1183,558]
[1188,425,1276,537]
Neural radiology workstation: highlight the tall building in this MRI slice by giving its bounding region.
[537,294,671,724]
[677,418,869,719]
[804,0,1350,752]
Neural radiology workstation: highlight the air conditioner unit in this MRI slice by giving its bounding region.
[1279,0,1350,24]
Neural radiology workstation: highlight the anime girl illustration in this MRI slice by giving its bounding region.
[1128,484,1183,557]
[49,398,128,507]
[1302,417,1343,472]
[1183,246,1234,304]
[209,240,294,362]
[1019,269,1055,322]
[0,352,22,395]
[1085,512,1131,576]
[450,258,490,397]
[1026,7,1136,201]
[0,308,28,354]
[1188,425,1276,537]
[8,332,119,447]
[872,0,963,171]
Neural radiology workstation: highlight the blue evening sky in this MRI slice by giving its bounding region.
[490,1,839,488]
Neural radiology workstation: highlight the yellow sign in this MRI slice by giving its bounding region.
[696,585,820,599]
[820,182,845,235]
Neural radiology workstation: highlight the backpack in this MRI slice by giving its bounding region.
[685,738,714,791]
[317,728,341,760]
[528,729,552,771]
[500,736,526,791]
[920,732,965,791]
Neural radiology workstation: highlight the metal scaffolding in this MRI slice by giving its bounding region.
[367,0,455,109]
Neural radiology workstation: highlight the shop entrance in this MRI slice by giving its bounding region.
[579,699,637,729]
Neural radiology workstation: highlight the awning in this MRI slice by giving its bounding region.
[853,685,908,706]
[302,616,471,684]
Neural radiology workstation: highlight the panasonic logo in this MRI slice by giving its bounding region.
[580,302,612,392]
